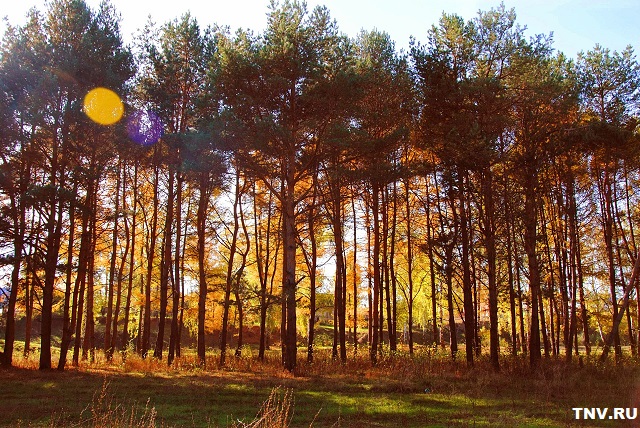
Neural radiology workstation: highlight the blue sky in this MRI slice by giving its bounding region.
[1,0,638,58]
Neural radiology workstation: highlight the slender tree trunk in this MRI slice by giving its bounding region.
[549,293,557,356]
[143,164,159,358]
[155,167,175,359]
[220,170,241,366]
[524,170,542,369]
[255,188,276,361]
[515,243,527,355]
[481,169,499,370]
[306,175,319,363]
[24,258,33,357]
[105,160,121,358]
[365,196,373,348]
[282,169,298,372]
[539,286,550,357]
[458,170,474,367]
[351,188,359,354]
[600,167,622,362]
[601,251,640,362]
[370,182,381,364]
[110,166,129,359]
[40,130,65,370]
[381,187,392,352]
[57,182,77,370]
[72,186,92,366]
[444,180,459,359]
[446,245,457,359]
[3,166,28,367]
[234,199,250,358]
[506,199,518,356]
[82,189,98,363]
[425,173,439,347]
[197,175,210,365]
[329,174,347,362]
[121,163,138,357]
[169,171,183,366]
[405,177,414,354]
[177,200,189,358]
[389,181,398,353]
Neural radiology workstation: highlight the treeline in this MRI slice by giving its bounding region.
[1,0,639,372]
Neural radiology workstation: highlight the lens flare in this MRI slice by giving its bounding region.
[83,87,124,125]
[127,110,163,145]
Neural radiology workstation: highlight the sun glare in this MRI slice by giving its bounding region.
[83,87,124,125]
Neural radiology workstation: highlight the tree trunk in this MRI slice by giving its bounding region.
[82,189,99,364]
[370,182,381,364]
[458,170,474,367]
[481,169,499,370]
[524,170,542,369]
[57,181,77,370]
[235,198,250,358]
[351,188,359,354]
[3,163,28,367]
[220,170,241,366]
[40,128,65,370]
[121,163,138,357]
[329,175,347,362]
[601,167,622,362]
[282,168,298,372]
[307,177,319,363]
[601,251,640,362]
[142,163,159,358]
[505,197,518,356]
[426,173,439,348]
[405,177,414,354]
[72,187,92,366]
[155,166,175,360]
[105,160,121,358]
[197,175,210,365]
[110,166,129,359]
[169,171,183,366]
[389,181,398,353]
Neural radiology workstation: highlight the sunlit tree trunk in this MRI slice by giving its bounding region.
[370,182,381,364]
[105,160,121,358]
[121,163,138,358]
[110,163,130,359]
[3,153,29,367]
[220,170,242,366]
[197,175,210,365]
[57,181,77,370]
[168,170,184,366]
[142,163,159,358]
[82,187,99,363]
[458,169,474,367]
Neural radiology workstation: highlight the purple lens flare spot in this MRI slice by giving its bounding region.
[127,110,163,145]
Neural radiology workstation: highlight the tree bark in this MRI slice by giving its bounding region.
[121,163,138,358]
[197,175,210,365]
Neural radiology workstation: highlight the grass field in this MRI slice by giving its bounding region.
[3,345,640,427]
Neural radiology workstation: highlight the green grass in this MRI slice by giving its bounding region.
[2,347,639,427]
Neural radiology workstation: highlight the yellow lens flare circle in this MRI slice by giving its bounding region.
[83,87,124,125]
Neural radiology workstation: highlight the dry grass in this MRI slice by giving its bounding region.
[77,379,159,428]
[4,345,639,427]
[229,387,294,428]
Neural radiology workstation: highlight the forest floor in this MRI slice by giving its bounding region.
[2,344,639,427]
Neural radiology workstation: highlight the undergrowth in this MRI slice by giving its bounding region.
[4,346,639,427]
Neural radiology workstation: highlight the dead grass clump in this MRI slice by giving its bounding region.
[122,353,172,374]
[85,379,158,428]
[230,387,293,428]
[11,351,41,370]
[51,378,159,428]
